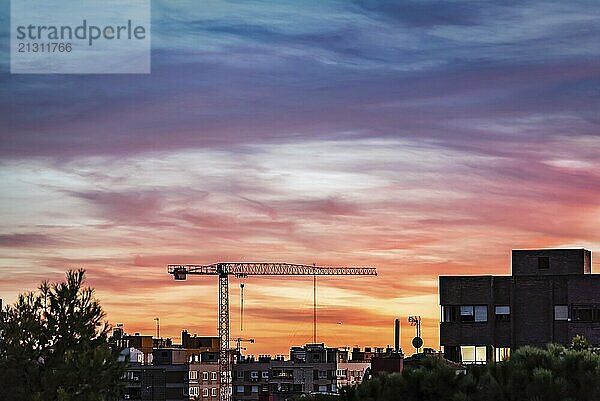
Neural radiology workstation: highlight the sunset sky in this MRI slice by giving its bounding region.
[1,0,600,356]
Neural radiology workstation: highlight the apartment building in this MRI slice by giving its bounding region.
[231,344,376,401]
[439,248,598,364]
[114,328,379,401]
[188,358,219,400]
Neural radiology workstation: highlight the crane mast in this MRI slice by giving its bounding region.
[168,262,377,401]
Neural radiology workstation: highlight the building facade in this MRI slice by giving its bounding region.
[231,344,376,401]
[117,336,377,401]
[188,359,220,401]
[440,248,599,364]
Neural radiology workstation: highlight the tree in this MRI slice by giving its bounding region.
[312,342,600,401]
[0,269,125,401]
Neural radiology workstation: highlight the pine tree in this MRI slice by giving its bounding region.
[0,269,124,401]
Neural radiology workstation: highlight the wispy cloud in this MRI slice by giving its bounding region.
[1,0,599,355]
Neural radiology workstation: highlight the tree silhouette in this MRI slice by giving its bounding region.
[309,341,600,401]
[0,269,124,401]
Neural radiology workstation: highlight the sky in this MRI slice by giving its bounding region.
[1,0,600,356]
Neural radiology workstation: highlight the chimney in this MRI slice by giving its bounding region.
[394,318,400,352]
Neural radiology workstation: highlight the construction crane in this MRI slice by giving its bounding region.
[233,337,254,361]
[168,262,377,401]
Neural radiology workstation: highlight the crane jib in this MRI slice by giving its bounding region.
[168,263,377,276]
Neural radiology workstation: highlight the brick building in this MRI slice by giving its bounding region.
[439,248,598,364]
[188,357,220,400]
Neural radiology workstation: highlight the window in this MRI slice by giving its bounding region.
[442,306,458,322]
[211,372,217,381]
[261,371,269,379]
[202,372,209,381]
[460,306,474,322]
[236,386,244,393]
[191,387,200,396]
[251,386,258,393]
[189,370,198,380]
[336,369,345,377]
[538,256,550,269]
[202,388,209,397]
[459,306,487,322]
[495,306,510,321]
[250,371,259,379]
[318,370,327,379]
[554,305,569,321]
[474,306,488,322]
[460,346,487,364]
[211,388,217,397]
[236,370,244,379]
[494,347,510,362]
[318,385,327,392]
[572,305,600,322]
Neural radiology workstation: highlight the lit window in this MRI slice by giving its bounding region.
[554,305,569,321]
[236,386,244,393]
[461,346,474,362]
[251,386,258,393]
[460,346,487,364]
[494,347,510,362]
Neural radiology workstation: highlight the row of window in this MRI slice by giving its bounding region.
[335,369,364,378]
[444,304,600,323]
[554,305,600,322]
[235,370,270,379]
[236,385,261,393]
[442,305,510,323]
[189,387,217,397]
[457,346,511,364]
[189,371,217,381]
[234,384,336,394]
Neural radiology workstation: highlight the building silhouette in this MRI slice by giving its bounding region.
[439,248,598,364]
